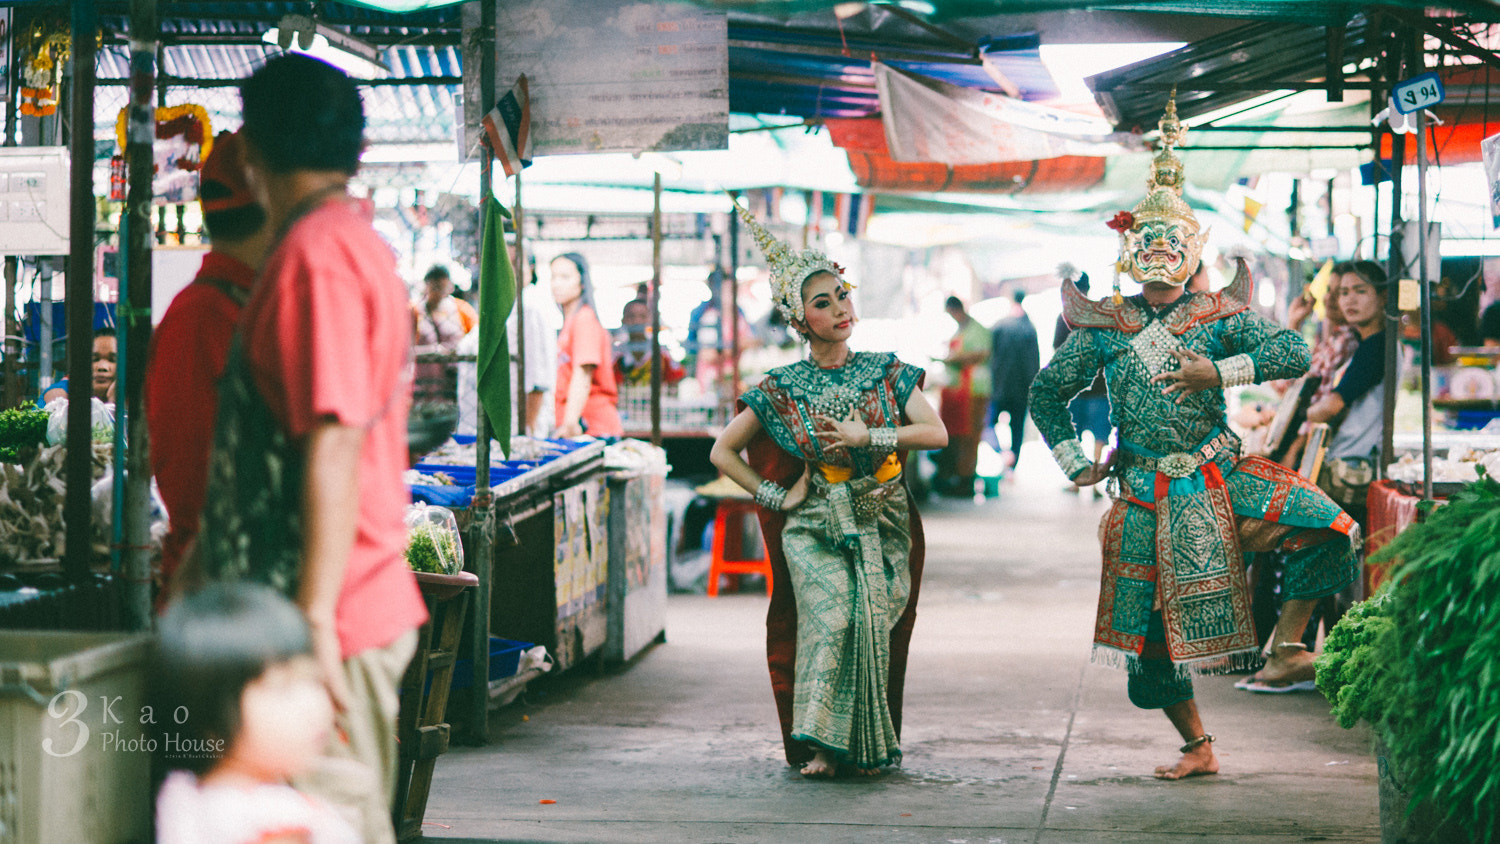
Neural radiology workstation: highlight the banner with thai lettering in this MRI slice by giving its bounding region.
[495,1,727,157]
[875,62,1140,165]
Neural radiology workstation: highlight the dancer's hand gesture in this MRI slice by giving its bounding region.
[1073,448,1116,487]
[1151,348,1221,402]
[816,406,870,451]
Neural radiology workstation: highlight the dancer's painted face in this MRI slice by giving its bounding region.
[797,271,854,342]
[1125,220,1203,288]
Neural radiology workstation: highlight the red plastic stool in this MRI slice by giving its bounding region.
[707,498,772,597]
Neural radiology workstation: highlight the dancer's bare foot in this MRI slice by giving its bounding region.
[1252,643,1317,686]
[800,749,837,778]
[1154,741,1218,781]
[850,765,882,776]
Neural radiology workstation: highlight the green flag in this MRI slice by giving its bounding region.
[477,197,517,458]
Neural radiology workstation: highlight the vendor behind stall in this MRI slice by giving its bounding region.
[411,264,477,403]
[40,333,118,406]
[1306,260,1389,523]
[552,253,622,437]
[615,298,685,388]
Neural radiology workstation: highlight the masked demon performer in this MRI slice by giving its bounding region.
[1028,96,1360,780]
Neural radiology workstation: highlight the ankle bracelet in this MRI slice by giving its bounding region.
[1179,734,1214,754]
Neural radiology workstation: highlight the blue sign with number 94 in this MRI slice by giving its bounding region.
[1393,72,1445,114]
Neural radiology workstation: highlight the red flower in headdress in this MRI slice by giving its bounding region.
[831,262,845,274]
[1106,211,1135,233]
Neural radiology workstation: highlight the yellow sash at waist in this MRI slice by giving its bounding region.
[819,453,902,484]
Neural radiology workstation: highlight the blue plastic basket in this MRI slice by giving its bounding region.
[449,637,533,690]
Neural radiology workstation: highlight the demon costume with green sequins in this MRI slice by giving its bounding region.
[739,350,926,769]
[1029,261,1360,709]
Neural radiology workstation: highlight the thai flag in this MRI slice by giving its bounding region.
[483,75,531,177]
[835,193,874,237]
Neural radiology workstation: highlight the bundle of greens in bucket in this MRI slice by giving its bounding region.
[1316,473,1500,842]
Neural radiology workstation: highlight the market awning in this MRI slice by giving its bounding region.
[1086,15,1383,130]
[729,22,1059,118]
[688,1,1500,25]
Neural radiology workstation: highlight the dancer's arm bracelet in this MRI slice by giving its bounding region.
[867,426,898,455]
[1215,354,1256,388]
[755,479,789,511]
[1052,439,1092,480]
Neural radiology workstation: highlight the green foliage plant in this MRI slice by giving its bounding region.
[0,406,50,462]
[1314,585,1396,730]
[1339,472,1500,840]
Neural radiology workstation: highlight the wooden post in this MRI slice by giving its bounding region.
[63,0,98,584]
[513,170,527,436]
[118,0,158,630]
[1412,26,1434,501]
[464,0,496,744]
[1381,29,1409,480]
[650,172,662,448]
[728,193,741,415]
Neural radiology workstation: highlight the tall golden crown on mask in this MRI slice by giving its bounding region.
[727,193,847,328]
[1106,89,1204,300]
[1131,90,1199,234]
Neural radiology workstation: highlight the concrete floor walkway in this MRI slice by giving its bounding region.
[424,445,1379,843]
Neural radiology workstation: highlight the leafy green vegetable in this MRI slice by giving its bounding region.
[1356,472,1500,840]
[1315,586,1396,729]
[0,406,50,462]
[405,522,459,574]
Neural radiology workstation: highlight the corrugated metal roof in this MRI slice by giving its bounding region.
[93,33,462,148]
[693,0,1500,24]
[1087,15,1382,130]
[46,1,465,30]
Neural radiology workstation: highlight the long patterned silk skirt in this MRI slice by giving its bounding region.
[780,477,912,768]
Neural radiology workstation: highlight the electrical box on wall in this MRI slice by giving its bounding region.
[0,147,70,256]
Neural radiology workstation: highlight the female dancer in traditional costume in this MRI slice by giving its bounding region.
[710,200,947,777]
[1029,95,1360,780]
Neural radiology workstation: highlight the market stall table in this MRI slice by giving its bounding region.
[409,438,611,734]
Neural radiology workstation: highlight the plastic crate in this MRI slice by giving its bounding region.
[0,631,154,844]
[448,637,533,691]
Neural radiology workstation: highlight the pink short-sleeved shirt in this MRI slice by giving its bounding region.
[555,304,622,436]
[240,197,426,658]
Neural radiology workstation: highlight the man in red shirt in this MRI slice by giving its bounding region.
[201,54,427,844]
[145,130,270,595]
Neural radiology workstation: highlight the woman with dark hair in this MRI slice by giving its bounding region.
[1278,263,1360,468]
[1305,260,1389,523]
[710,199,947,778]
[551,252,622,437]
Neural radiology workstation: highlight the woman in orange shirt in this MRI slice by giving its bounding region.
[551,253,622,437]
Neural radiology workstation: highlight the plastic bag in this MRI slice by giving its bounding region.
[403,503,464,575]
[518,645,553,674]
[44,397,115,446]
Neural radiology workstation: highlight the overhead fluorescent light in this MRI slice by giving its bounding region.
[263,14,390,78]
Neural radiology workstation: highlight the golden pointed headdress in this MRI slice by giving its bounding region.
[1131,90,1198,233]
[1103,90,1206,298]
[728,194,846,327]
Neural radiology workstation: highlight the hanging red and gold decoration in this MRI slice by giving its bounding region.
[19,21,70,117]
[114,104,214,203]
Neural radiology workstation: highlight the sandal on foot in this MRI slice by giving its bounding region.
[1239,678,1317,694]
